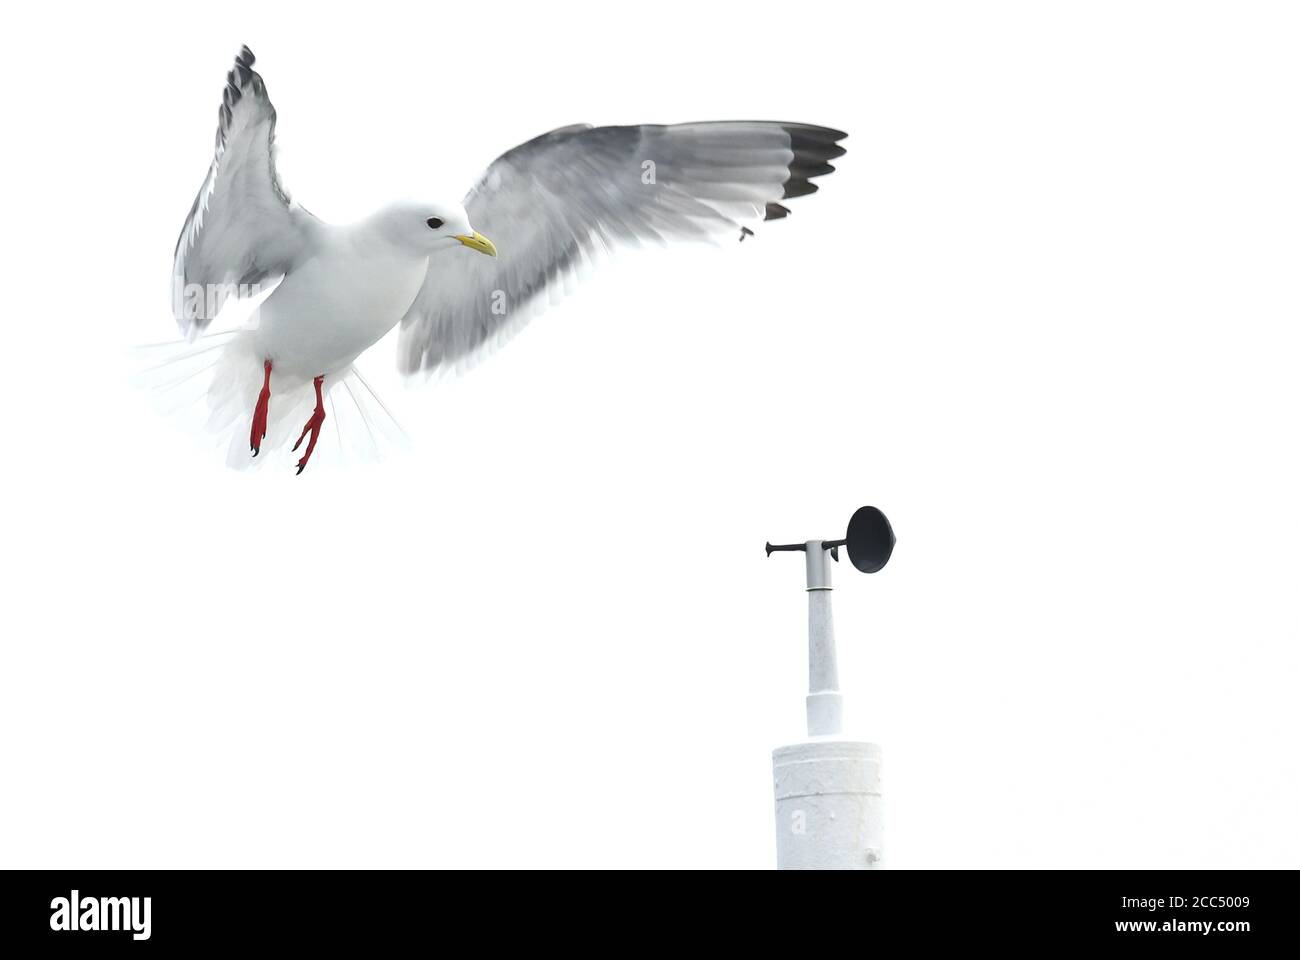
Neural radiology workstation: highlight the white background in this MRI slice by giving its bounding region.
[1,1,1297,868]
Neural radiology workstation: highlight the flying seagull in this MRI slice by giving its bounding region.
[172,46,846,472]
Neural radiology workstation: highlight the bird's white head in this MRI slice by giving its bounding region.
[369,200,497,259]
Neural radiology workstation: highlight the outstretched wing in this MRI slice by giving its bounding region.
[172,46,318,337]
[397,122,846,376]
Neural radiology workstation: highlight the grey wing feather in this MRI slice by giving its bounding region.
[397,121,846,376]
[172,46,317,336]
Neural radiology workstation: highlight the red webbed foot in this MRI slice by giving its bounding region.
[292,375,327,475]
[250,359,272,455]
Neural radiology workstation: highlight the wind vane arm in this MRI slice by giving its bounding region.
[764,507,895,574]
[839,506,895,574]
[765,541,807,556]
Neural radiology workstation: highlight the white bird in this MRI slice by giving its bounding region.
[172,46,847,472]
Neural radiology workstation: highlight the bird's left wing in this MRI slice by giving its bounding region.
[172,46,318,337]
[397,121,846,376]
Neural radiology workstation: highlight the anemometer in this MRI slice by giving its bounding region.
[766,506,895,869]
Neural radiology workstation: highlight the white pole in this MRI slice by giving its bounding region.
[804,540,842,737]
[772,540,883,870]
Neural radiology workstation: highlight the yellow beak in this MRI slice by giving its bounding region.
[455,231,498,257]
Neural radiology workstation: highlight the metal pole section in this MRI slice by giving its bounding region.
[804,541,842,736]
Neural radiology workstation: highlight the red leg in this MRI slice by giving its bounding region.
[250,360,272,455]
[292,375,327,475]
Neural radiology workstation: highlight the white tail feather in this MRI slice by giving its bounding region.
[135,328,406,472]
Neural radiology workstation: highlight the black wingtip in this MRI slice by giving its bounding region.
[763,202,791,222]
[782,179,820,200]
[778,124,847,204]
[223,46,266,107]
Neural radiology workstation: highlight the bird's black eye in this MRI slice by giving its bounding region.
[426,217,444,230]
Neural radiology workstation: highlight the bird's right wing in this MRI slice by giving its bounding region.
[171,46,318,337]
[396,122,846,376]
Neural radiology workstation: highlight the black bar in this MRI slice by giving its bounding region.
[0,869,1289,948]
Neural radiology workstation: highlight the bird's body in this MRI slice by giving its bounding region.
[170,46,847,471]
[253,215,430,381]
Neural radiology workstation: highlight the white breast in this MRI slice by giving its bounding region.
[256,234,428,379]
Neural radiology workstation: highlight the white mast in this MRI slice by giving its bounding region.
[767,507,894,870]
